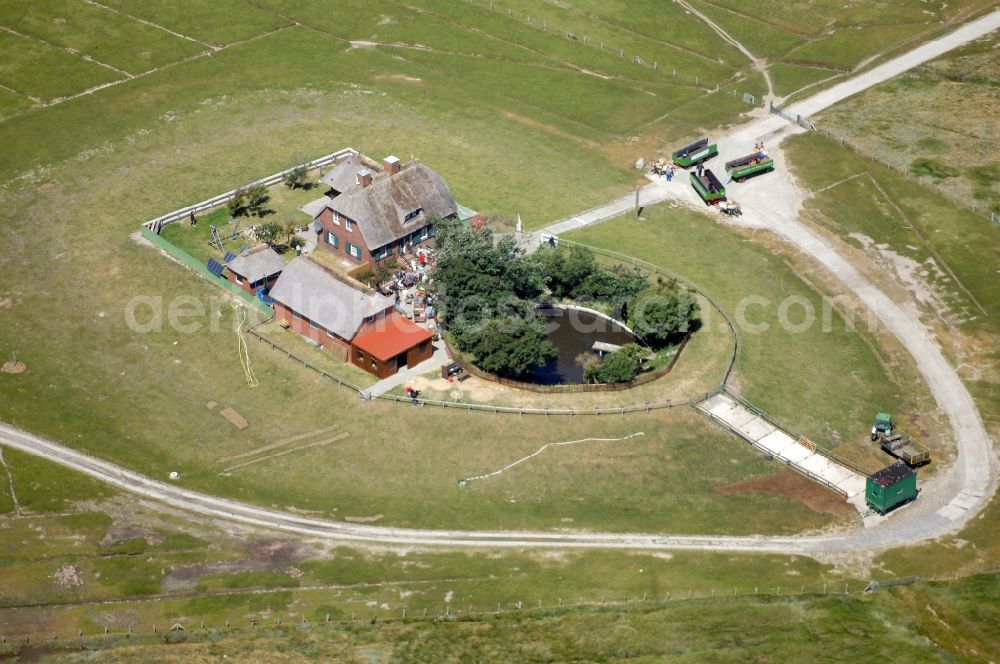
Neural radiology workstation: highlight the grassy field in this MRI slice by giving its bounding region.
[3,574,998,661]
[817,31,1000,215]
[0,0,813,536]
[686,0,997,99]
[784,131,999,447]
[0,446,996,658]
[0,29,122,102]
[96,0,293,46]
[0,0,207,75]
[0,1,996,654]
[0,447,857,643]
[568,208,934,469]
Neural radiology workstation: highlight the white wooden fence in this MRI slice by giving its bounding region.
[143,147,358,232]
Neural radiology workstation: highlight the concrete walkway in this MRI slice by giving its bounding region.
[542,177,674,237]
[695,392,868,514]
[362,343,452,398]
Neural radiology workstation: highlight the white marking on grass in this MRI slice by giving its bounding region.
[459,432,644,484]
[82,0,221,51]
[0,447,21,516]
[223,432,350,473]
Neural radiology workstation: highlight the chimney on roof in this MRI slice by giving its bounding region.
[356,168,373,187]
[384,155,401,175]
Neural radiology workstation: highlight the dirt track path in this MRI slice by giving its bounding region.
[2,10,999,558]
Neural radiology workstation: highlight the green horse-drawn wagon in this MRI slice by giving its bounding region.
[725,149,774,181]
[672,137,718,168]
[690,169,726,204]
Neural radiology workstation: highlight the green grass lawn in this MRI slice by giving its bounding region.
[769,62,841,98]
[3,574,998,661]
[0,29,122,102]
[0,0,207,75]
[0,85,35,121]
[158,177,324,266]
[96,0,293,46]
[568,208,919,466]
[817,30,1000,215]
[0,447,113,513]
[785,22,932,70]
[688,0,807,60]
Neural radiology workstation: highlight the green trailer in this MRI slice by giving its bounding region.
[870,412,931,466]
[725,150,774,181]
[880,431,931,466]
[865,462,917,515]
[672,138,718,168]
[690,169,726,204]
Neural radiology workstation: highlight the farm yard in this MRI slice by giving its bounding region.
[0,0,999,658]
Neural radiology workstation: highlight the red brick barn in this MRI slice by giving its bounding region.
[268,256,433,377]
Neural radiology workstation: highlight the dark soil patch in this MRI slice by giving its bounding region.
[247,539,306,565]
[162,540,306,591]
[716,469,855,517]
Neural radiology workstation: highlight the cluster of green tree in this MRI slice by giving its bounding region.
[227,184,271,219]
[627,276,700,349]
[538,245,648,302]
[432,221,700,382]
[578,343,646,384]
[433,218,555,379]
[576,277,700,384]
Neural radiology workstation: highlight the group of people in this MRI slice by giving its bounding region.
[650,158,677,181]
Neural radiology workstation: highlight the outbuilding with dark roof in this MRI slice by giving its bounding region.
[225,245,286,294]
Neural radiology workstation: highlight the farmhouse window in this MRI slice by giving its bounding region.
[347,243,361,259]
[404,208,422,222]
[235,274,243,284]
[345,219,353,232]
[419,226,430,240]
[327,231,339,248]
[326,328,336,338]
[333,212,341,226]
[355,349,364,361]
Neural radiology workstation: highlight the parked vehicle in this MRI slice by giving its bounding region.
[870,412,931,466]
[725,147,773,181]
[672,137,718,168]
[866,462,917,515]
[871,411,893,440]
[690,169,726,204]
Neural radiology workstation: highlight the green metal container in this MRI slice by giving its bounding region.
[690,169,726,204]
[865,462,917,515]
[672,138,718,168]
[725,152,774,181]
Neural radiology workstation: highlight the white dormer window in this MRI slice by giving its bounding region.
[404,208,422,222]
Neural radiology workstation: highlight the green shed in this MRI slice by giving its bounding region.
[866,462,917,515]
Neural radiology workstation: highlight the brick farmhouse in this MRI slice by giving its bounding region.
[313,155,458,267]
[268,256,433,379]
